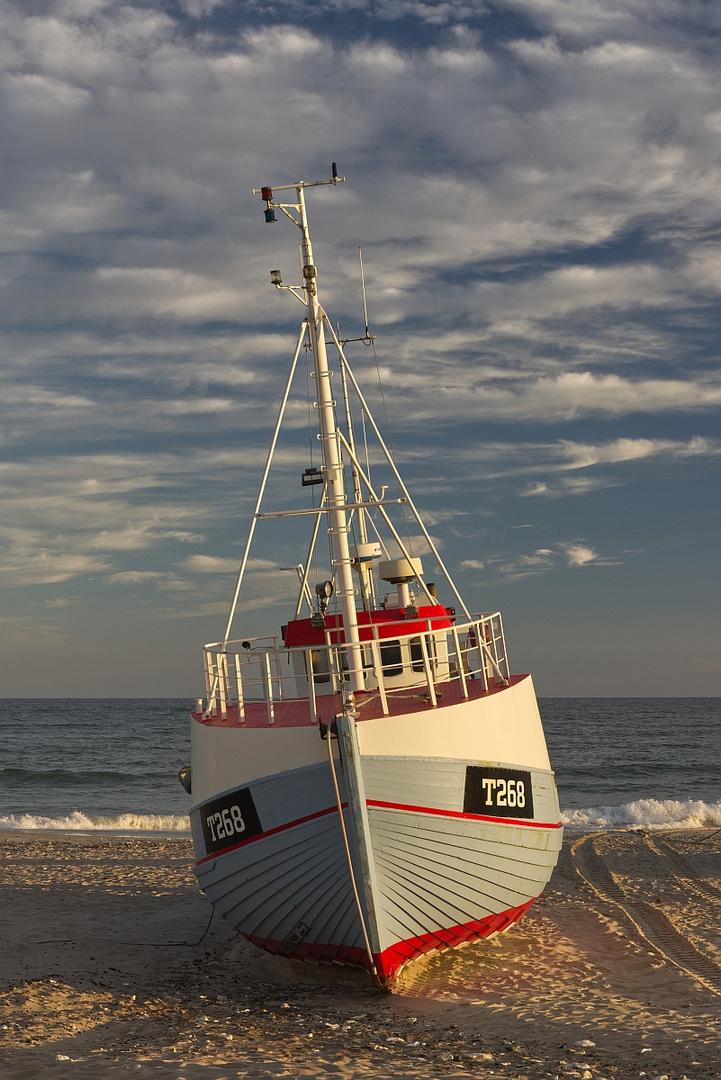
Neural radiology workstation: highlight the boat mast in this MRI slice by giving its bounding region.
[254,172,364,697]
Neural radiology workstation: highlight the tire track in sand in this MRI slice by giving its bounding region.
[647,834,721,904]
[571,832,721,997]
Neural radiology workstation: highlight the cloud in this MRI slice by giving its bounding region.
[375,369,721,425]
[560,543,599,568]
[515,436,721,496]
[107,570,193,590]
[107,570,168,583]
[182,555,243,573]
[1,0,720,693]
[181,555,280,574]
[0,551,110,586]
[477,539,623,581]
[412,435,721,501]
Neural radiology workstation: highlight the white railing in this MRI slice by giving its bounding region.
[200,613,510,725]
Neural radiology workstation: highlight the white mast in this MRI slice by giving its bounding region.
[253,172,364,697]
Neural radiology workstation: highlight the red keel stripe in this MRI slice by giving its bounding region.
[242,897,536,983]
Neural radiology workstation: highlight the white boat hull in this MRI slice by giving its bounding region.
[189,674,562,985]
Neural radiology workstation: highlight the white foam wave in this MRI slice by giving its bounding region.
[562,797,721,831]
[0,811,191,834]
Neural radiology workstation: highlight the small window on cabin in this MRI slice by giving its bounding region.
[410,637,424,673]
[380,640,403,679]
[310,649,331,684]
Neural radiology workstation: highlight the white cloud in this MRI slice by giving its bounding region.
[107,570,168,583]
[381,373,721,424]
[479,540,622,582]
[1,0,720,692]
[182,555,243,573]
[0,550,110,586]
[560,543,599,568]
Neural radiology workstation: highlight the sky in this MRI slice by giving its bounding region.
[1,0,720,697]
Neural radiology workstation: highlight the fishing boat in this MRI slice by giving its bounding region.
[184,168,562,988]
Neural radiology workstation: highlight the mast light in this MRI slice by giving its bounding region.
[301,466,323,486]
[270,269,282,286]
[261,187,276,222]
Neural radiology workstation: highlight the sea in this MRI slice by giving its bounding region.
[0,698,719,835]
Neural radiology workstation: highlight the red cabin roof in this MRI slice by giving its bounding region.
[282,604,453,648]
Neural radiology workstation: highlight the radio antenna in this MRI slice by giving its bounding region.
[359,247,371,342]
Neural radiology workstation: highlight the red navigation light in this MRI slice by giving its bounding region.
[261,187,272,201]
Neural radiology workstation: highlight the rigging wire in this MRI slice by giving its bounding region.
[365,266,414,558]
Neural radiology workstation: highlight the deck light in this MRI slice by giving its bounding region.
[270,269,282,286]
[314,580,333,621]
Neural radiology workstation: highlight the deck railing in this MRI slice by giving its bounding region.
[200,613,509,725]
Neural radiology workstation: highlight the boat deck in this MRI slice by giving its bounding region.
[193,673,526,728]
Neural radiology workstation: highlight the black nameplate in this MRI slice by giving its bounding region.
[200,787,263,856]
[463,766,534,820]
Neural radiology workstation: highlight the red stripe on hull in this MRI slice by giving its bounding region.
[195,796,560,866]
[367,798,562,829]
[194,802,346,865]
[241,896,536,985]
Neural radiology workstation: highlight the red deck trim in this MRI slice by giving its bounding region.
[195,802,346,865]
[241,896,536,983]
[194,672,529,729]
[366,798,563,830]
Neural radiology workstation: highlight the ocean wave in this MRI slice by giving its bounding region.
[562,797,721,831]
[0,768,164,786]
[0,811,191,833]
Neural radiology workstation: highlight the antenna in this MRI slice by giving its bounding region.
[359,248,370,341]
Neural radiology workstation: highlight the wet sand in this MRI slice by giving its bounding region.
[0,829,719,1079]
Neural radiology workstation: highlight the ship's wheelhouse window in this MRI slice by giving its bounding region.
[380,640,403,678]
[410,637,424,673]
[309,648,330,684]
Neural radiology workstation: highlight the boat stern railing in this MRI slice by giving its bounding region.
[199,612,510,724]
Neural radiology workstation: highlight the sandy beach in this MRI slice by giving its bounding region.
[0,830,719,1080]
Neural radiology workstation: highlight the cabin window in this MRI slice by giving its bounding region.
[380,640,403,678]
[410,637,424,673]
[309,649,331,684]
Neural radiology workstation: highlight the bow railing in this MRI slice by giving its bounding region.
[199,612,509,725]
